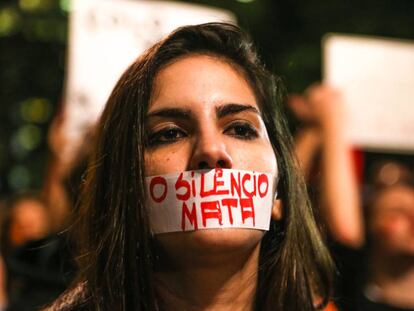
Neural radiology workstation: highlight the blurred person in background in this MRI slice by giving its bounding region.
[0,116,92,311]
[43,113,88,232]
[289,85,414,311]
[44,112,94,227]
[0,192,75,311]
[288,84,364,248]
[289,84,364,310]
[7,193,50,247]
[1,192,51,261]
[0,40,95,311]
[359,162,414,311]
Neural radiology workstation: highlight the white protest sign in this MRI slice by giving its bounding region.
[146,169,277,234]
[62,0,235,160]
[323,34,414,153]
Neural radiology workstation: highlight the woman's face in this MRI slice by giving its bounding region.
[370,185,414,255]
[144,55,278,261]
[10,199,49,246]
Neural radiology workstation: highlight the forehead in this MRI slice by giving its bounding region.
[149,54,257,111]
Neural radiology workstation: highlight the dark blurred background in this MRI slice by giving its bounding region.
[1,0,414,197]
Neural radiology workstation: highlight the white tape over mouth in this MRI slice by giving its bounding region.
[146,168,277,234]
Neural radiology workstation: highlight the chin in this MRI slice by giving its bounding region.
[155,228,265,264]
[405,241,414,255]
[384,240,414,257]
[187,228,264,251]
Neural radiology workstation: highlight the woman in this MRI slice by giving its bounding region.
[0,193,75,311]
[358,162,414,310]
[49,23,333,310]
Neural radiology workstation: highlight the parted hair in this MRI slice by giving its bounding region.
[49,22,333,311]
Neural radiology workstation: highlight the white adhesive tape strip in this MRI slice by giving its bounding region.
[146,169,276,234]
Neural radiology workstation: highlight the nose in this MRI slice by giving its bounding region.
[189,131,233,170]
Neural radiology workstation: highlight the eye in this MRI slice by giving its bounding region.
[147,126,187,146]
[224,121,259,140]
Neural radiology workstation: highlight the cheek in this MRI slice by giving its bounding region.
[144,146,189,176]
[376,218,408,244]
[375,218,414,253]
[229,141,277,175]
[379,222,401,237]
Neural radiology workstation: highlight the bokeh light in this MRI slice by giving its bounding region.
[0,6,21,37]
[19,98,52,124]
[12,124,43,153]
[8,165,31,190]
[19,0,55,12]
[23,17,61,41]
[59,0,70,12]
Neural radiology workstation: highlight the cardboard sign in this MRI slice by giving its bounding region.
[146,169,277,234]
[61,0,236,161]
[323,34,414,153]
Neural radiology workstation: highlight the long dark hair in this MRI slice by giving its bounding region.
[55,23,333,310]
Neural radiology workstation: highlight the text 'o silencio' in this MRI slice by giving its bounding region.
[148,169,270,231]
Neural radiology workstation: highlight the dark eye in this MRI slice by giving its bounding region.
[224,122,258,140]
[147,126,187,146]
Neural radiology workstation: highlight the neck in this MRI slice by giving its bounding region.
[368,251,414,308]
[155,243,260,311]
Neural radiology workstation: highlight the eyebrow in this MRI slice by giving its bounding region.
[146,103,259,120]
[147,108,192,120]
[216,103,260,119]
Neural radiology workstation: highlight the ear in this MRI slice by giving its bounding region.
[271,199,283,220]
